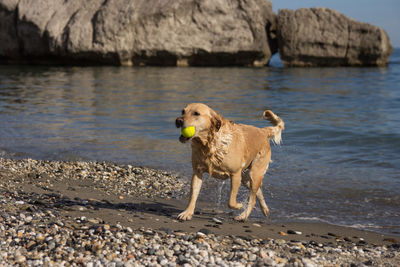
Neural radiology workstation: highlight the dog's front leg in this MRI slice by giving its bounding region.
[177,171,203,220]
[228,171,243,210]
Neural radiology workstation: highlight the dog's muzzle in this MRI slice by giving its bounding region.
[175,117,183,128]
[175,117,191,143]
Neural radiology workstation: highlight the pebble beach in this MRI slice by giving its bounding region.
[1,158,399,266]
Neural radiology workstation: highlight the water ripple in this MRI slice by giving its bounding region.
[0,49,400,235]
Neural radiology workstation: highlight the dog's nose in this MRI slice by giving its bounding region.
[175,117,184,128]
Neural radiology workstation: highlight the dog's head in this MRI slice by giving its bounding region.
[175,103,222,143]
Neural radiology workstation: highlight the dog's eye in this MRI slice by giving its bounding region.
[181,109,185,115]
[194,111,200,116]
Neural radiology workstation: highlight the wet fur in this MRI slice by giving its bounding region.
[175,103,284,221]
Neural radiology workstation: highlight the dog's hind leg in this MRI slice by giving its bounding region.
[235,185,257,221]
[241,171,270,218]
[256,188,269,217]
[236,156,270,221]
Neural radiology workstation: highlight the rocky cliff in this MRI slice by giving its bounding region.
[276,8,393,67]
[0,1,393,66]
[0,0,277,66]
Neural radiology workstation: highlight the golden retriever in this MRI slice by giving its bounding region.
[175,103,284,221]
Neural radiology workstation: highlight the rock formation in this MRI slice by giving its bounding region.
[0,1,394,67]
[0,0,277,66]
[276,8,393,67]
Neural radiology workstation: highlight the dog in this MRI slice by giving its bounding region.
[175,103,284,221]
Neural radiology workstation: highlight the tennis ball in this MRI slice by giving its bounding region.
[181,126,195,138]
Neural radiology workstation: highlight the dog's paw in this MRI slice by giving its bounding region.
[228,202,243,210]
[261,206,270,217]
[177,210,193,221]
[234,213,248,222]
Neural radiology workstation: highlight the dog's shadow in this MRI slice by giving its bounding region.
[5,189,184,219]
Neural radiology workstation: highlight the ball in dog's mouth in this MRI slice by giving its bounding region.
[181,126,195,138]
[179,126,195,143]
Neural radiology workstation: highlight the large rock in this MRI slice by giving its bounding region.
[0,0,277,66]
[276,8,393,67]
[0,0,19,58]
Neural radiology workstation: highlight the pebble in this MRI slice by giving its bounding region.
[0,158,185,200]
[212,218,223,224]
[24,216,33,223]
[0,158,399,266]
[287,229,302,235]
[234,238,246,246]
[15,255,26,263]
[197,232,206,238]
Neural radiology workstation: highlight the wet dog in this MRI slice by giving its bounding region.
[175,103,284,221]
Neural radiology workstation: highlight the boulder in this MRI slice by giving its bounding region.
[0,0,19,58]
[0,0,277,66]
[276,8,393,67]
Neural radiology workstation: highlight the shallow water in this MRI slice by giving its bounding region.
[1,50,399,235]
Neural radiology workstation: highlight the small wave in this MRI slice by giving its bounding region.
[295,216,332,224]
[279,215,400,236]
[348,224,382,229]
[348,223,400,231]
[0,148,10,158]
[365,195,400,207]
[0,148,28,159]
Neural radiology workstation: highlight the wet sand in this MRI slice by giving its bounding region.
[20,175,399,246]
[1,158,399,266]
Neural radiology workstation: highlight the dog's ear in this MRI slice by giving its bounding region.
[210,111,222,132]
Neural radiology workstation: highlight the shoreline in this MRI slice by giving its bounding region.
[1,158,399,266]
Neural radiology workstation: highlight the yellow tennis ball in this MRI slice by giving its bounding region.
[181,126,195,138]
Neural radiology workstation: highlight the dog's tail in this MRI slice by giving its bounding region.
[262,110,284,145]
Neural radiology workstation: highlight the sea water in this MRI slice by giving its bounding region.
[1,50,399,235]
